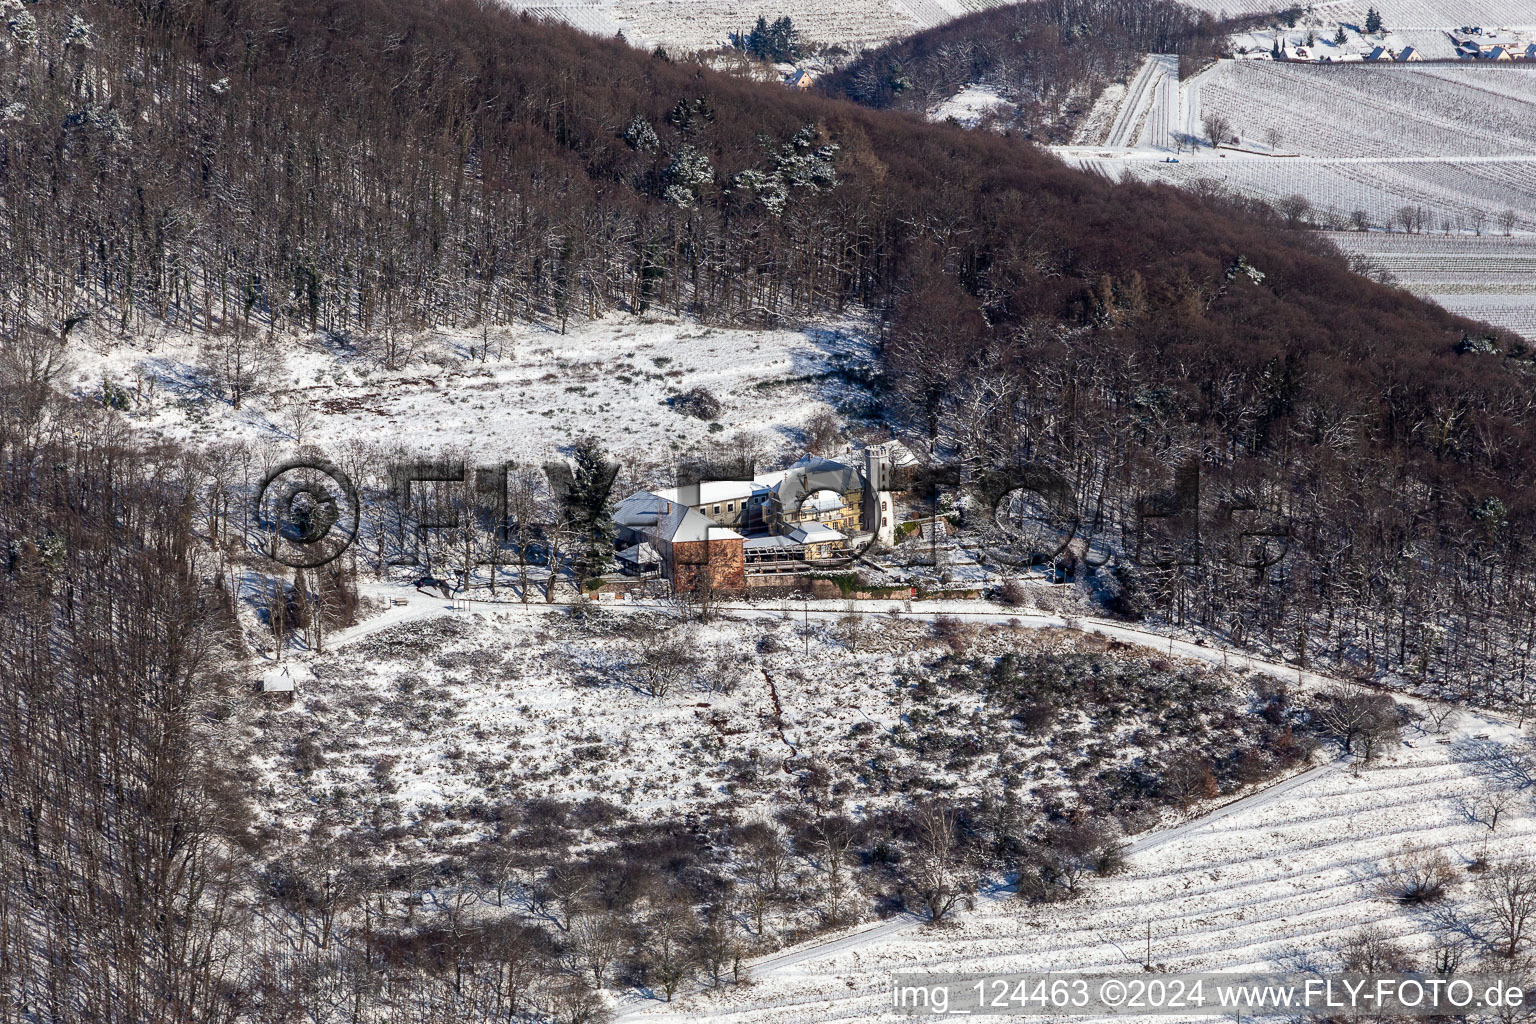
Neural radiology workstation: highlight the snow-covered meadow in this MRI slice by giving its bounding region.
[66,315,875,468]
[508,0,1536,55]
[237,597,1295,862]
[217,564,1536,1024]
[927,85,1012,127]
[1181,0,1536,30]
[503,0,1008,54]
[508,0,1536,56]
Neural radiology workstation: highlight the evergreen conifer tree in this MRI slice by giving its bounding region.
[564,438,618,585]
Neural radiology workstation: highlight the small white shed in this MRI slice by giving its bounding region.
[260,663,313,694]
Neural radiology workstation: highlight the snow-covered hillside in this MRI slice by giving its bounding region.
[551,0,1536,60]
[1051,58,1536,336]
[623,708,1536,1022]
[242,595,1300,854]
[1181,0,1535,31]
[506,0,1009,54]
[65,315,873,467]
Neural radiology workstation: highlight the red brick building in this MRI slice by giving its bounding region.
[614,491,746,593]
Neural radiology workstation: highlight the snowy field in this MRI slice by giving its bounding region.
[511,0,1536,52]
[68,315,872,467]
[622,708,1536,1022]
[1057,60,1536,306]
[236,581,1536,1023]
[1100,54,1179,150]
[1326,231,1536,339]
[1311,0,1535,31]
[504,0,1008,53]
[1107,60,1536,336]
[1188,62,1536,158]
[1093,155,1536,232]
[928,84,1011,127]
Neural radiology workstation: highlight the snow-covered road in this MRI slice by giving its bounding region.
[1102,54,1180,150]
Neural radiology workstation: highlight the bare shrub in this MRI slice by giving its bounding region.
[1160,752,1219,808]
[1340,926,1414,973]
[997,578,1028,607]
[1377,846,1458,905]
[931,614,973,652]
[669,386,721,421]
[1016,822,1125,903]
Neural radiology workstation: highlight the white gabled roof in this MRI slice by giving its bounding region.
[774,455,862,513]
[789,523,845,545]
[260,663,313,692]
[655,479,765,505]
[615,491,742,544]
[616,540,662,564]
[744,534,802,550]
[751,468,789,489]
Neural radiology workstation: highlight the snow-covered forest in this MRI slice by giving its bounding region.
[5,0,1536,1020]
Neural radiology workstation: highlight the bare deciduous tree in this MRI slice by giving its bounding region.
[199,326,278,409]
[568,910,626,988]
[1277,194,1313,227]
[1340,926,1414,972]
[1312,684,1401,760]
[280,396,317,443]
[1478,859,1536,960]
[904,802,977,922]
[638,899,697,1002]
[1201,111,1233,148]
[738,821,790,934]
[1462,787,1521,834]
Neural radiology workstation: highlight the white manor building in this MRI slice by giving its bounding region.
[614,443,914,585]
